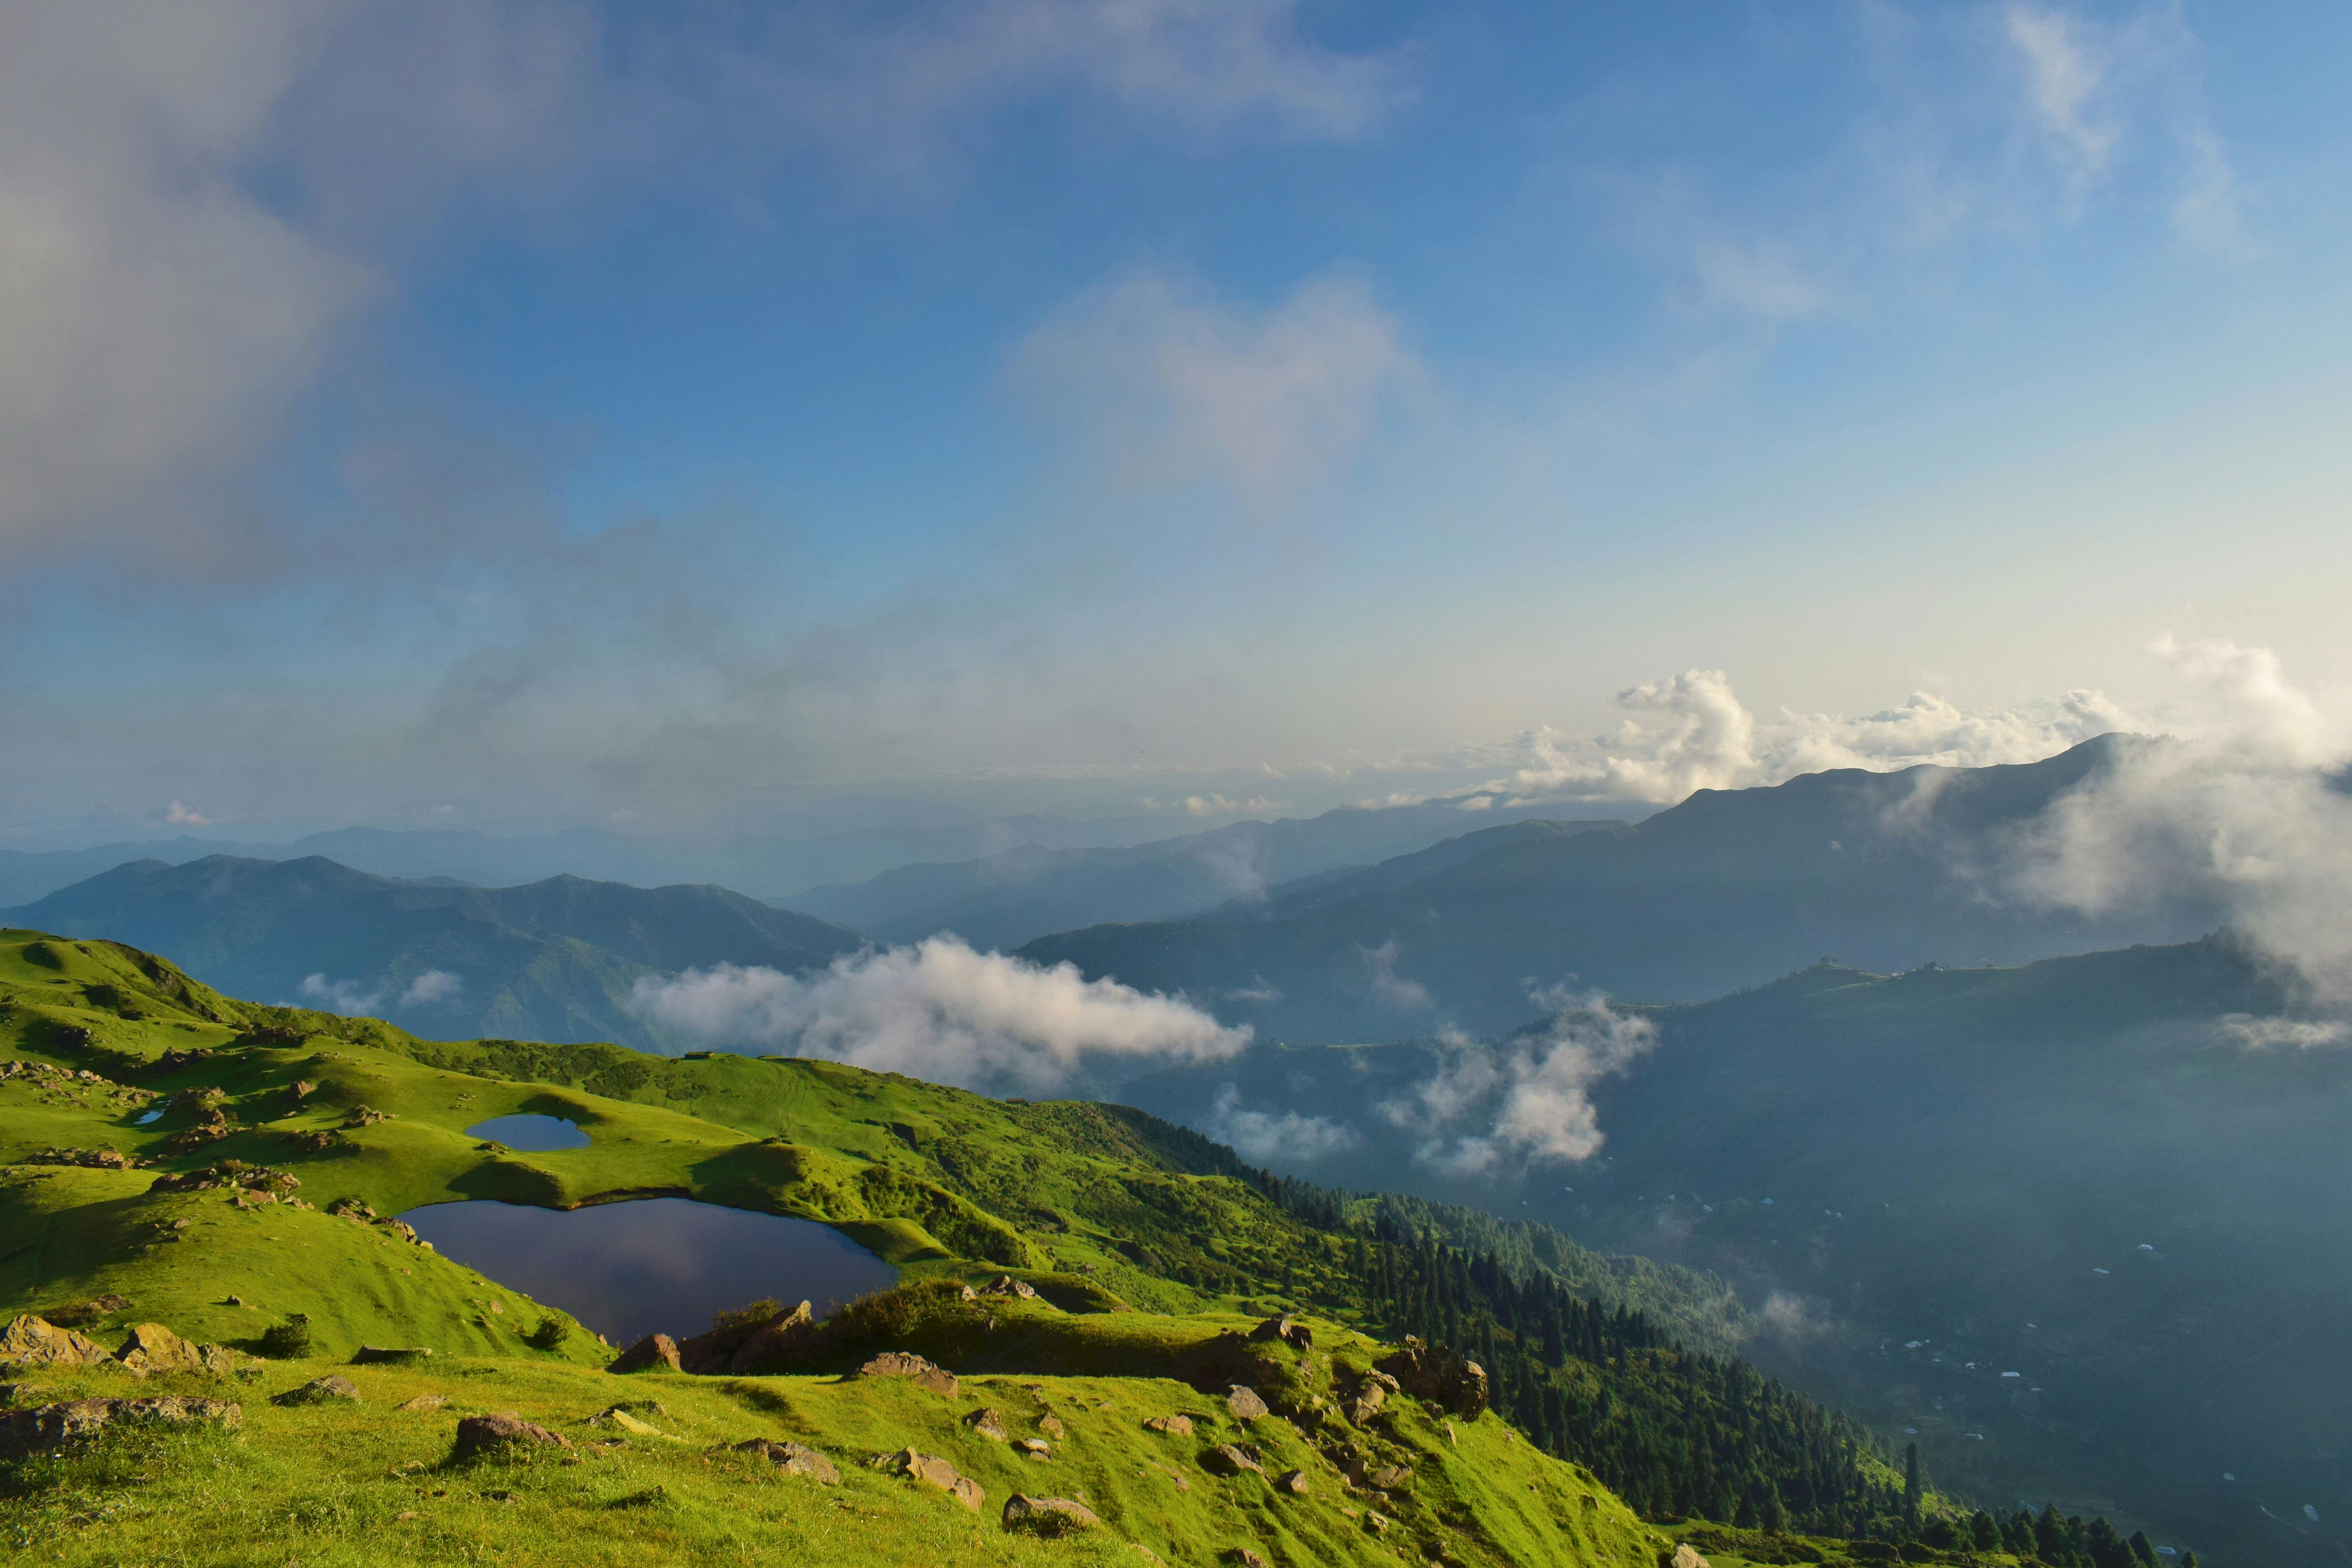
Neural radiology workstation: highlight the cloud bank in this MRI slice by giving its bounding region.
[628,936,1250,1094]
[1204,1081,1362,1165]
[1487,669,2129,805]
[2009,637,2352,1008]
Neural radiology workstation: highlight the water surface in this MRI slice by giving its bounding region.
[463,1113,591,1151]
[399,1197,895,1345]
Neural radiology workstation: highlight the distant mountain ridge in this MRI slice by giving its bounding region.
[0,855,864,1051]
[1017,735,2221,1041]
[778,796,1628,950]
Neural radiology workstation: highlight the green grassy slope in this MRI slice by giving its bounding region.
[0,929,1981,1567]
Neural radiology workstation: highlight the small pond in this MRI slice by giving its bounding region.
[398,1197,897,1346]
[134,1109,162,1125]
[463,1113,591,1151]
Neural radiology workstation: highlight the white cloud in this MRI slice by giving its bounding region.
[1204,1081,1361,1164]
[162,801,212,827]
[1490,668,2127,804]
[1362,939,1432,1010]
[1378,995,1659,1175]
[1225,977,1285,1004]
[398,969,465,1008]
[298,972,381,1016]
[2008,636,2352,1007]
[627,935,1249,1094]
[1012,267,1418,520]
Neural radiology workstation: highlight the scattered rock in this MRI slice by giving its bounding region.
[676,1300,818,1376]
[1038,1413,1066,1438]
[1209,1442,1265,1477]
[600,1407,678,1440]
[395,1394,448,1412]
[608,1333,681,1374]
[0,1316,107,1369]
[1444,1420,1458,1447]
[351,1346,433,1365]
[1002,1493,1100,1537]
[893,1449,983,1511]
[21,1146,131,1170]
[1142,1413,1193,1437]
[1227,1551,1272,1568]
[1145,1460,1190,1493]
[1673,1545,1713,1568]
[45,1294,130,1328]
[734,1437,840,1483]
[981,1274,1039,1301]
[1275,1468,1310,1495]
[857,1351,958,1399]
[453,1411,572,1459]
[1364,1510,1391,1535]
[1016,1437,1052,1460]
[223,1295,246,1309]
[1249,1314,1314,1351]
[272,1376,361,1406]
[967,1406,1008,1441]
[1225,1385,1269,1421]
[0,1396,240,1458]
[1368,1464,1413,1492]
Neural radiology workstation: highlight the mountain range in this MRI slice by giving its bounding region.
[778,796,1623,951]
[0,855,864,1051]
[1118,933,2347,1568]
[1021,735,2222,1042]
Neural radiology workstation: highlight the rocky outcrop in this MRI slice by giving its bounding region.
[1672,1546,1712,1568]
[1002,1493,1100,1536]
[116,1322,207,1375]
[0,1316,107,1369]
[1142,1413,1193,1436]
[271,1376,360,1406]
[21,1147,132,1169]
[454,1410,572,1459]
[857,1351,958,1398]
[1249,1314,1314,1351]
[1375,1336,1488,1419]
[980,1275,1039,1301]
[609,1333,681,1374]
[675,1300,818,1376]
[735,1437,839,1483]
[892,1449,983,1511]
[1225,1385,1269,1421]
[1275,1468,1310,1495]
[0,1396,240,1458]
[1367,1464,1414,1492]
[966,1407,1008,1441]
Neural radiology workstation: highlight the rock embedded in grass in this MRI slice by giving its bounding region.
[892,1449,983,1511]
[733,1437,839,1483]
[453,1410,572,1459]
[1224,1385,1269,1421]
[855,1351,958,1399]
[272,1375,361,1406]
[1142,1413,1192,1437]
[0,1395,240,1458]
[1209,1442,1265,1477]
[1001,1492,1100,1536]
[966,1406,1008,1440]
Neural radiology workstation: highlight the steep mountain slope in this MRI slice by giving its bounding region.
[0,858,864,1051]
[1119,935,2349,1568]
[1021,737,2219,1042]
[0,930,1976,1568]
[780,799,1625,951]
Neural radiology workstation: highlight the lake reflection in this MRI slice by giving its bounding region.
[399,1197,897,1345]
[462,1113,591,1151]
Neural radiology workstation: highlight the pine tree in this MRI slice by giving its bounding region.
[1902,1442,1922,1531]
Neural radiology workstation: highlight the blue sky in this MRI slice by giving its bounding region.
[2,0,2347,844]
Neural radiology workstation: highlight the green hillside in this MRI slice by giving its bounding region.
[0,929,2100,1567]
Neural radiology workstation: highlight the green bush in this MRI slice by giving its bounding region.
[260,1314,312,1359]
[525,1316,572,1351]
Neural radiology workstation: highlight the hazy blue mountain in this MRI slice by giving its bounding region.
[1019,736,2220,1041]
[0,855,864,1051]
[778,796,1626,950]
[1119,934,2345,1568]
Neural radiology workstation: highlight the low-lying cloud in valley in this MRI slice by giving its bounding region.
[1204,1082,1363,1164]
[628,936,1250,1093]
[1380,995,1661,1177]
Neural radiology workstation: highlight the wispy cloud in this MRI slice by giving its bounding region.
[1204,1081,1361,1164]
[1377,995,1659,1176]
